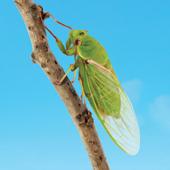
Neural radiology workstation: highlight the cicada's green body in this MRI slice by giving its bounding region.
[52,30,140,155]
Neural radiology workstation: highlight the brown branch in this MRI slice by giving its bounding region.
[14,0,110,169]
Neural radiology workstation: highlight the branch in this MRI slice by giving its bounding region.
[14,0,110,169]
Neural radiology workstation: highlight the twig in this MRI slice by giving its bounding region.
[14,0,109,169]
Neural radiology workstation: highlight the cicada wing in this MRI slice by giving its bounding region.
[83,62,140,155]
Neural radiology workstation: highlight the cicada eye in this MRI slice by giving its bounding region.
[79,32,85,36]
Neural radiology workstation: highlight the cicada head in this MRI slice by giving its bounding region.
[69,30,88,45]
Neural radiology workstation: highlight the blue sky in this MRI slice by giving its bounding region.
[0,0,170,169]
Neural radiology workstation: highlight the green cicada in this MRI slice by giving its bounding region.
[45,17,140,155]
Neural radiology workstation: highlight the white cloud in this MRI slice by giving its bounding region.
[150,95,170,129]
[122,79,142,103]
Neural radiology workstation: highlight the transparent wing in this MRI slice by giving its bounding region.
[84,61,140,155]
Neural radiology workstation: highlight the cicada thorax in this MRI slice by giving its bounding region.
[76,36,106,61]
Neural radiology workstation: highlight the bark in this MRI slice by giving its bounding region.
[14,0,109,169]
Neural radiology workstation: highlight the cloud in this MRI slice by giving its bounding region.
[150,95,170,129]
[122,79,143,103]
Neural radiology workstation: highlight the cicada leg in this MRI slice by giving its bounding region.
[55,64,76,85]
[45,26,75,56]
[71,70,77,84]
[78,76,86,106]
[45,12,72,30]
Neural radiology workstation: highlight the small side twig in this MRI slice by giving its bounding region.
[14,0,110,169]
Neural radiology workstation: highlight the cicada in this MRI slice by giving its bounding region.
[45,18,140,155]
